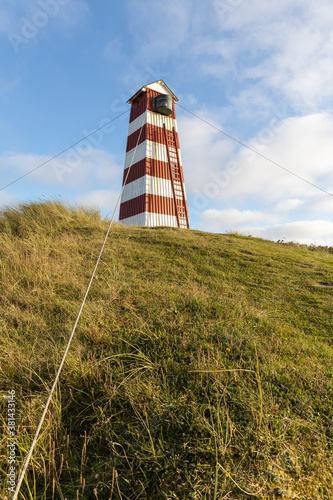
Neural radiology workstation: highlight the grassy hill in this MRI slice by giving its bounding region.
[1,200,333,500]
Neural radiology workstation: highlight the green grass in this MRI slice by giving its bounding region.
[1,199,333,499]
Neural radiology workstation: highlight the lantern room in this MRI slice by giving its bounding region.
[153,94,173,116]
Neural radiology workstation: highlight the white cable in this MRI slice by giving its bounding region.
[12,116,146,500]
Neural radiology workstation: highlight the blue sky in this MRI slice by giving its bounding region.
[1,0,333,245]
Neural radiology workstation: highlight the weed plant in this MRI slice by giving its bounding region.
[1,200,333,499]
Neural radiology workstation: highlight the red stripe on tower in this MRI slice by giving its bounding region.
[118,80,190,229]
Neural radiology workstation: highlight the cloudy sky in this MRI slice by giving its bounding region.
[1,0,333,244]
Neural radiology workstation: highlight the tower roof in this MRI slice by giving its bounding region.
[127,80,178,104]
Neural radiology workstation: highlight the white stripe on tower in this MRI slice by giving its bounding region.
[128,110,178,136]
[121,213,178,228]
[124,141,170,169]
[120,175,174,204]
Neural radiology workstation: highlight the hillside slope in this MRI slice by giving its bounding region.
[1,201,333,500]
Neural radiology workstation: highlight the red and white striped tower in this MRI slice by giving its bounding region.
[119,80,190,228]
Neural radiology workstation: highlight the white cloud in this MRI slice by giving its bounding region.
[178,110,237,196]
[182,108,333,244]
[183,111,333,208]
[310,195,333,216]
[198,1,333,113]
[247,220,333,246]
[118,1,333,118]
[273,198,304,213]
[213,0,299,29]
[73,189,120,216]
[108,0,333,149]
[0,190,20,208]
[0,148,123,194]
[232,113,333,201]
[196,207,333,246]
[198,208,276,231]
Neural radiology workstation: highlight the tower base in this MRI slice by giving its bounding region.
[120,212,178,228]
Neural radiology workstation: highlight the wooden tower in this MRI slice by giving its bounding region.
[119,80,190,228]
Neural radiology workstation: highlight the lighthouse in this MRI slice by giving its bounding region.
[119,80,190,228]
